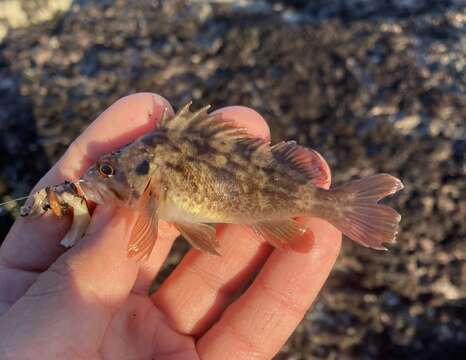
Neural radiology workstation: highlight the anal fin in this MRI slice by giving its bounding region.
[174,222,220,255]
[252,219,313,253]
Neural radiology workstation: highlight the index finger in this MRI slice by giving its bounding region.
[1,93,172,271]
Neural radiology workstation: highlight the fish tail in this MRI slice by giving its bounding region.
[318,174,403,250]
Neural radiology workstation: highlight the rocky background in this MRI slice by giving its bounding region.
[0,0,465,358]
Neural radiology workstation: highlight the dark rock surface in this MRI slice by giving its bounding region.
[0,0,465,358]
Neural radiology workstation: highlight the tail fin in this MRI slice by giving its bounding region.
[326,174,403,250]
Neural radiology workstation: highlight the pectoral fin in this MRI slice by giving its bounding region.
[174,222,220,255]
[252,219,313,252]
[128,195,158,261]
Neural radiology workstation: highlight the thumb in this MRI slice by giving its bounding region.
[48,205,141,310]
[0,205,140,356]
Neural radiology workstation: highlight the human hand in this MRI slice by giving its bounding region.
[0,93,341,359]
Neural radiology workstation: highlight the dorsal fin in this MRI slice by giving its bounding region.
[271,141,329,187]
[158,102,250,142]
[160,104,326,187]
[158,101,196,130]
[235,137,268,158]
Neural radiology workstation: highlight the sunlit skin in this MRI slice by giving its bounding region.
[0,93,341,359]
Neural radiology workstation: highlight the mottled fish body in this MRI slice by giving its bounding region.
[73,103,403,259]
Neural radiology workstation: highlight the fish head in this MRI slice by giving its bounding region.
[79,150,150,208]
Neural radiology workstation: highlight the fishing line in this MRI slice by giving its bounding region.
[0,195,32,207]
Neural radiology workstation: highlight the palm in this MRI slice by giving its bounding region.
[99,294,197,359]
[0,94,340,360]
[0,270,197,359]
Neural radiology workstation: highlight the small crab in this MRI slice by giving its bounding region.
[20,181,91,248]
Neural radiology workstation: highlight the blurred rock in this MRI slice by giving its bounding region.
[0,0,72,41]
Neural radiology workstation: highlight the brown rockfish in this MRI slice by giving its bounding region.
[76,103,403,259]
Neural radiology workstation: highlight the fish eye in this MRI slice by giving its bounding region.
[98,163,114,177]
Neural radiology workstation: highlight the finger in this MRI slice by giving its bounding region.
[1,93,172,272]
[0,205,141,355]
[212,105,271,142]
[153,225,272,335]
[0,266,37,316]
[197,218,341,359]
[152,106,277,335]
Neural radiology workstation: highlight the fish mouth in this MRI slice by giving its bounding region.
[78,179,129,206]
[78,179,105,204]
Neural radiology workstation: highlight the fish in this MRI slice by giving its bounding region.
[71,102,404,260]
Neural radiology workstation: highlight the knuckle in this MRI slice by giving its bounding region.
[255,277,308,319]
[24,260,74,299]
[214,322,271,359]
